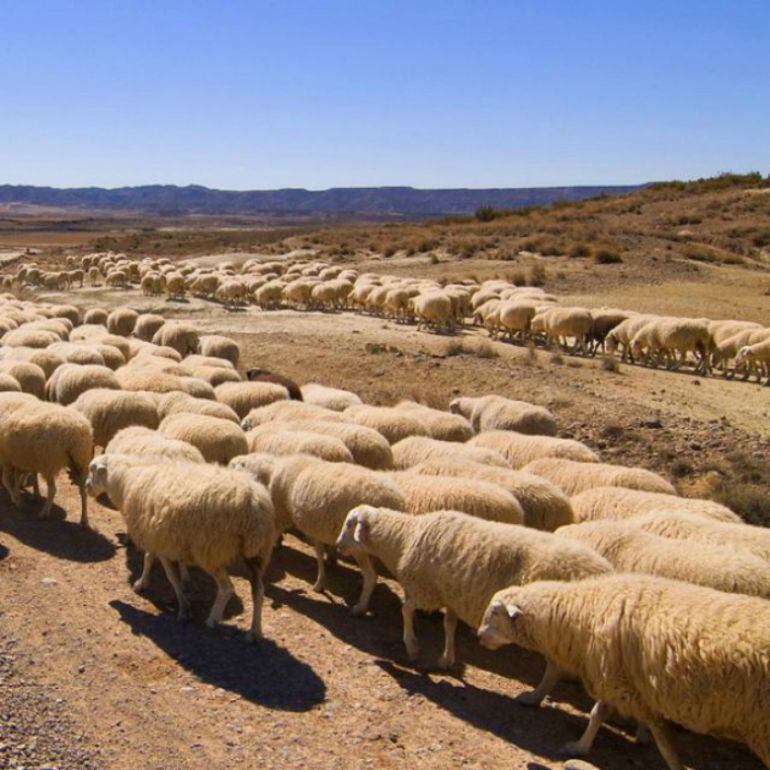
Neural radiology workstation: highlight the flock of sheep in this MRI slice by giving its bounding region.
[6,251,770,384]
[0,289,768,770]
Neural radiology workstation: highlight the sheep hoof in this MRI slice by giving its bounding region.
[350,604,368,617]
[245,631,262,644]
[177,606,191,622]
[405,646,420,661]
[312,580,327,594]
[560,741,587,758]
[515,691,542,707]
[436,655,454,670]
[132,580,146,594]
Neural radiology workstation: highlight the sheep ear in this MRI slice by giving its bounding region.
[353,520,368,544]
[505,604,523,623]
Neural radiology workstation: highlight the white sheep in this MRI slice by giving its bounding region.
[156,392,240,424]
[629,510,770,564]
[522,457,675,496]
[72,389,159,449]
[450,395,557,436]
[215,381,289,419]
[159,413,248,465]
[389,471,525,524]
[390,435,508,470]
[106,426,205,464]
[470,430,599,468]
[341,404,430,444]
[246,425,354,463]
[478,574,770,768]
[407,459,574,531]
[570,486,740,524]
[86,453,276,639]
[300,383,363,411]
[133,313,166,342]
[337,506,611,667]
[45,363,121,405]
[260,419,393,469]
[199,334,240,367]
[556,519,770,598]
[392,401,473,442]
[107,307,139,337]
[264,455,406,613]
[151,322,200,356]
[0,398,93,526]
[241,399,342,430]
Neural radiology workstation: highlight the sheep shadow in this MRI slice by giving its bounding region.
[120,538,245,621]
[0,497,115,563]
[0,542,8,561]
[109,599,326,711]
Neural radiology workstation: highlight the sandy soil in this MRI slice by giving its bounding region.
[1,285,768,770]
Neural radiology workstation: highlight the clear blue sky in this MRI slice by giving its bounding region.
[1,0,768,189]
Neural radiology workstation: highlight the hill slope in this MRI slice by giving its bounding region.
[0,183,639,216]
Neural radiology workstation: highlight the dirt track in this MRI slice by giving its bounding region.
[1,289,768,769]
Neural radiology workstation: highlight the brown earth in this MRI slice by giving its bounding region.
[1,282,768,769]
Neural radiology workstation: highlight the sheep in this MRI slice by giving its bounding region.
[158,413,248,465]
[477,574,770,769]
[255,419,393,470]
[214,381,289,420]
[241,399,341,430]
[469,431,598,469]
[82,308,108,326]
[246,369,303,400]
[246,425,354,463]
[47,342,106,367]
[0,373,21,392]
[522,457,675,496]
[72,389,159,449]
[86,453,276,640]
[228,453,276,487]
[0,360,46,398]
[179,376,216,401]
[388,470,525,524]
[45,363,121,405]
[392,401,473,442]
[340,404,430,444]
[450,395,557,436]
[605,314,658,362]
[2,328,59,348]
[630,317,713,373]
[106,426,205,464]
[107,307,139,337]
[199,334,240,367]
[1,347,64,379]
[47,304,80,326]
[263,455,405,613]
[495,300,538,342]
[337,507,612,668]
[412,292,456,333]
[556,519,770,599]
[151,322,200,356]
[190,365,241,387]
[629,511,770,564]
[390,436,507,470]
[156,392,240,423]
[407,460,574,531]
[300,383,362,411]
[531,306,593,354]
[133,313,166,342]
[735,337,770,384]
[569,486,740,524]
[0,399,93,526]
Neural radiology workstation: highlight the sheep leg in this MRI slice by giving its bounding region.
[311,540,327,593]
[648,719,683,770]
[244,556,265,642]
[160,557,190,621]
[2,466,21,507]
[179,563,191,584]
[437,608,458,669]
[516,659,562,706]
[205,568,235,628]
[133,552,155,593]
[562,699,611,756]
[78,483,90,529]
[38,474,56,519]
[401,596,420,659]
[351,553,377,616]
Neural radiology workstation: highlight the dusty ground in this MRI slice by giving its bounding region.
[1,278,768,769]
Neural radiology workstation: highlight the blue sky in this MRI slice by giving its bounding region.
[1,1,768,189]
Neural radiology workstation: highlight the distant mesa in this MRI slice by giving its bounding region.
[0,183,639,217]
